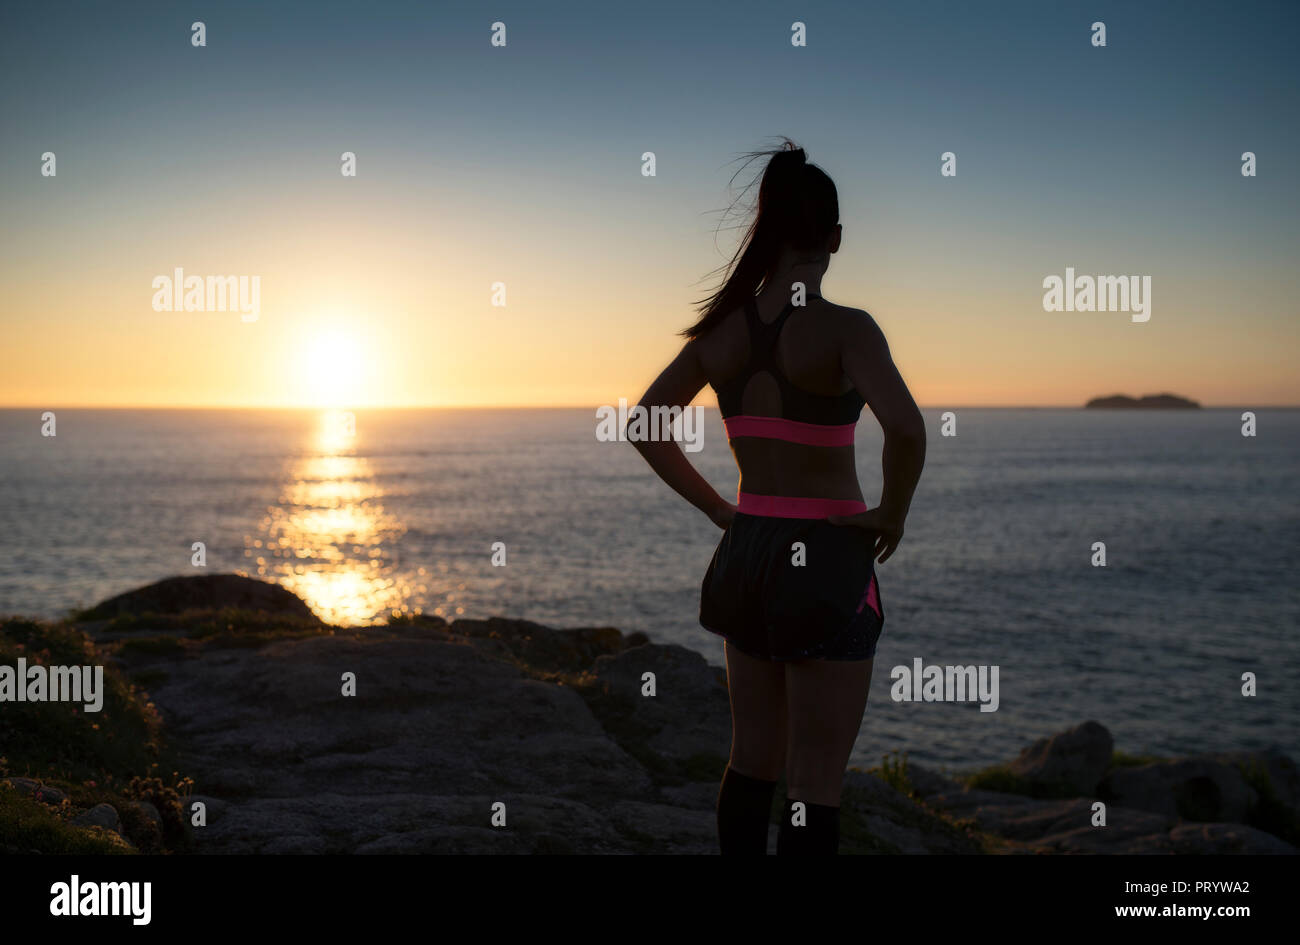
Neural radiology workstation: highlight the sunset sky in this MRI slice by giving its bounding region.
[2,0,1297,408]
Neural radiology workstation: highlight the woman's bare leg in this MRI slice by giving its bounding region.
[783,658,873,806]
[723,641,787,778]
[714,641,787,854]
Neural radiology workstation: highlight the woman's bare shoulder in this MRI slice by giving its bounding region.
[823,300,886,347]
[691,305,748,369]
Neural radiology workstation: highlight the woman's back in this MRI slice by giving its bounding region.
[695,282,868,502]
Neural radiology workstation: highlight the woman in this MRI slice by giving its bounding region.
[631,140,926,855]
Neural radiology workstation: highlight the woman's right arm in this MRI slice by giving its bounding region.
[833,310,927,562]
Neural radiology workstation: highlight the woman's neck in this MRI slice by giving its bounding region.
[767,261,826,297]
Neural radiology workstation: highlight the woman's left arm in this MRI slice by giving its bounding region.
[630,341,736,530]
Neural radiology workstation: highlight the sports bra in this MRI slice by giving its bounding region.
[713,293,865,447]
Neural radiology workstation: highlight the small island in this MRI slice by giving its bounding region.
[1085,393,1201,409]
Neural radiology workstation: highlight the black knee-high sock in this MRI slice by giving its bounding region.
[716,766,777,855]
[777,797,840,855]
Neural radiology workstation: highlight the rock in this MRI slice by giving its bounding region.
[1207,748,1300,810]
[657,781,720,811]
[840,770,987,854]
[924,783,1299,854]
[1007,720,1113,795]
[72,803,121,832]
[449,617,628,674]
[906,763,963,799]
[81,574,316,620]
[34,784,69,806]
[132,623,656,853]
[260,834,330,855]
[591,642,732,775]
[187,794,229,820]
[928,788,1172,851]
[1166,823,1297,855]
[65,574,1298,855]
[1,777,40,797]
[1099,758,1258,823]
[603,801,716,854]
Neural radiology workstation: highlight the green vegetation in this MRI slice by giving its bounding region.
[0,617,161,782]
[0,786,132,854]
[0,616,194,853]
[118,635,188,657]
[1110,750,1166,769]
[1239,760,1300,847]
[963,751,1165,799]
[962,763,1078,800]
[877,750,914,797]
[385,613,448,628]
[82,606,327,642]
[841,764,993,855]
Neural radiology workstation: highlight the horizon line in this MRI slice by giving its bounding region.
[3,403,1298,411]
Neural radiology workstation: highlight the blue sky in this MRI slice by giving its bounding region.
[2,0,1297,406]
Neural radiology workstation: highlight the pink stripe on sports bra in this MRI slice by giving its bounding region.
[724,415,857,447]
[736,491,869,519]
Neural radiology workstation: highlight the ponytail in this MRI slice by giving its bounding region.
[683,140,838,339]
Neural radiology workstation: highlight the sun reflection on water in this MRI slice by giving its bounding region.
[245,410,411,625]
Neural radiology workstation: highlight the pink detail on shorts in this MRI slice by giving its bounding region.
[724,415,857,447]
[736,492,870,519]
[856,574,881,619]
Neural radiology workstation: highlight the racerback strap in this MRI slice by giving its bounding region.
[743,293,822,373]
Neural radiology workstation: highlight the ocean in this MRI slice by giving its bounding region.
[1,406,1297,773]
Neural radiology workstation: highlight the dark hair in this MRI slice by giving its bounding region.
[682,139,839,339]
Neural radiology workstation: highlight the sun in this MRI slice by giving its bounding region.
[296,329,365,407]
